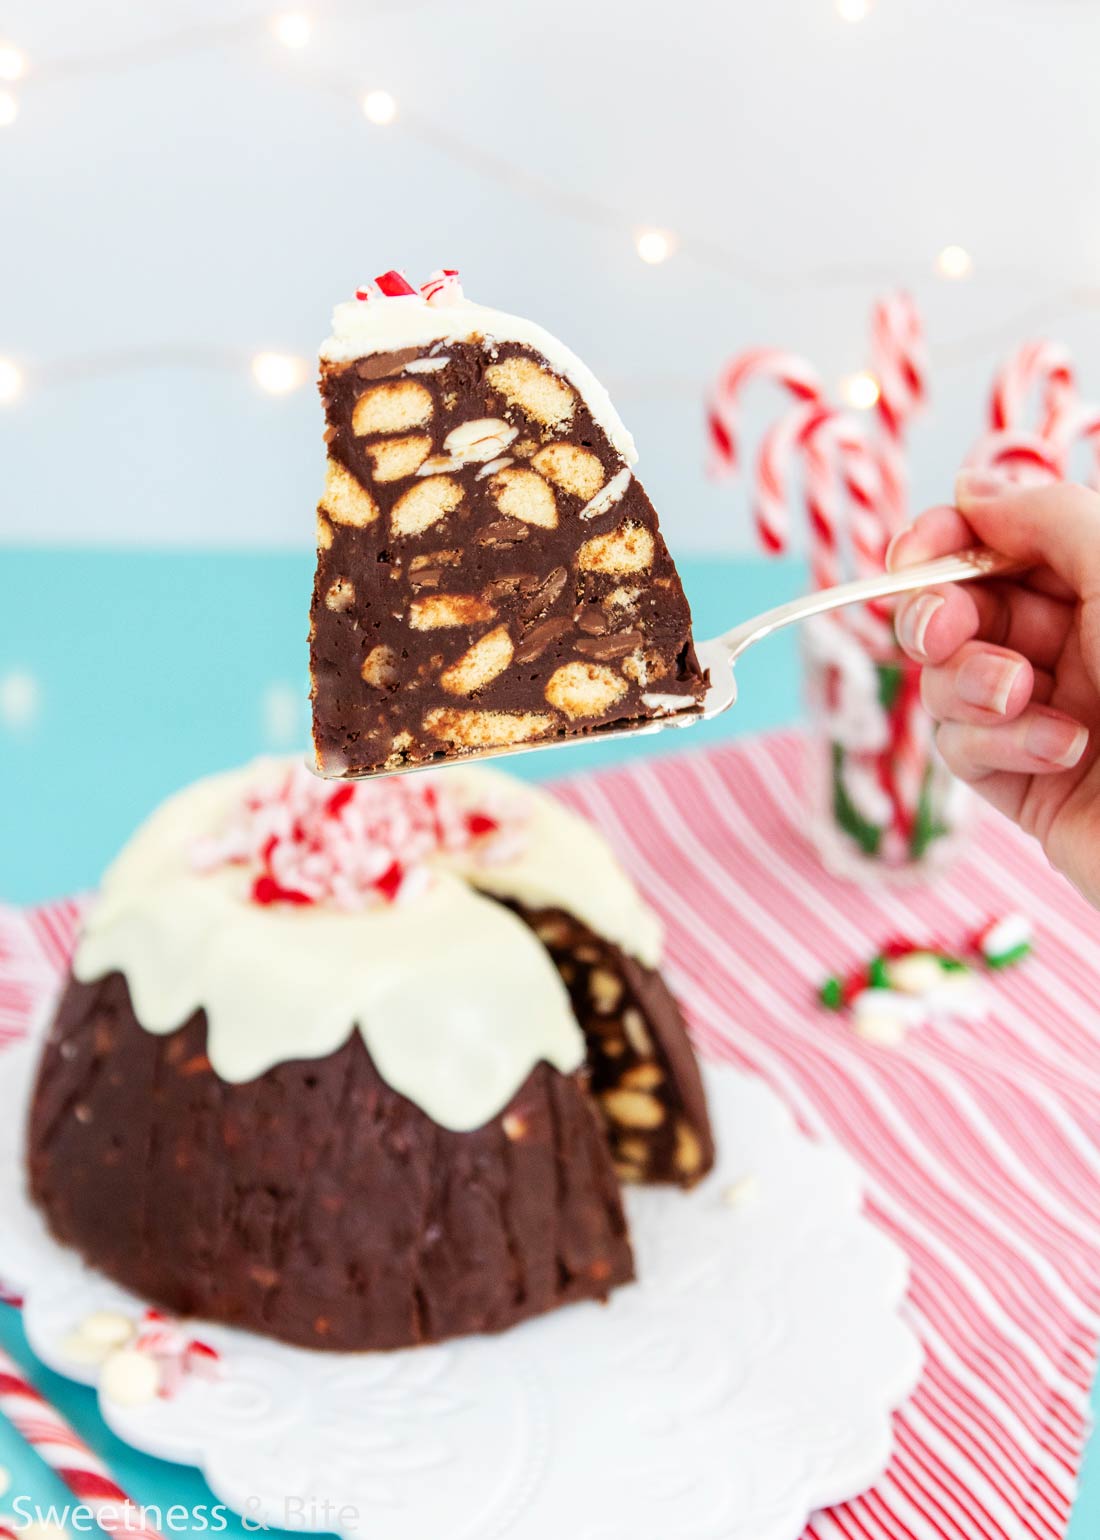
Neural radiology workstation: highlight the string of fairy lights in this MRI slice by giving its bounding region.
[0,0,1096,414]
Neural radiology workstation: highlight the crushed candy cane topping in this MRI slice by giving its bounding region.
[355,267,464,307]
[192,764,525,911]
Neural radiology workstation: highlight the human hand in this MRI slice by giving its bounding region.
[888,471,1100,908]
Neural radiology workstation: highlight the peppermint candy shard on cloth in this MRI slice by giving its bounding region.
[817,917,1035,1044]
[974,913,1034,970]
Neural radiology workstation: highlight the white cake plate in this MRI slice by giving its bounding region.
[0,1032,920,1540]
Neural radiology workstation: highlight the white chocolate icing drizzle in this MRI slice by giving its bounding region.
[72,762,662,1130]
[320,293,638,465]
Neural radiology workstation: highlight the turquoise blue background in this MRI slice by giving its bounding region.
[0,550,1096,1534]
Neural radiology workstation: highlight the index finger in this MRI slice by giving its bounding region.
[887,493,1075,603]
[886,505,974,570]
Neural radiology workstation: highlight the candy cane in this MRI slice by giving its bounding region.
[420,268,462,305]
[706,348,824,478]
[989,338,1076,439]
[966,428,1062,486]
[1050,399,1100,488]
[374,269,418,298]
[754,399,838,573]
[869,292,928,532]
[829,416,889,578]
[755,402,894,652]
[889,662,934,845]
[0,1346,163,1539]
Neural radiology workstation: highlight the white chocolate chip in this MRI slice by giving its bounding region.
[886,952,949,995]
[81,1310,137,1347]
[721,1174,760,1209]
[100,1347,161,1406]
[62,1332,113,1365]
[851,989,916,1045]
[23,1524,71,1540]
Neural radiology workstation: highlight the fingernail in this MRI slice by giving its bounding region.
[1025,715,1089,768]
[885,527,915,572]
[956,654,1026,716]
[956,468,1010,503]
[895,593,944,660]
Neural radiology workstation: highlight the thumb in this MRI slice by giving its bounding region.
[955,471,1100,600]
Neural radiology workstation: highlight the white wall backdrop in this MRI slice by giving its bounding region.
[2,0,1099,551]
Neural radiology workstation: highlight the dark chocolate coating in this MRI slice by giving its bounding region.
[27,973,634,1352]
[27,902,713,1352]
[310,341,706,777]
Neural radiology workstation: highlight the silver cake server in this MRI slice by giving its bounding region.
[322,546,1021,780]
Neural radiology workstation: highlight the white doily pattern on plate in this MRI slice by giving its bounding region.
[0,1035,920,1540]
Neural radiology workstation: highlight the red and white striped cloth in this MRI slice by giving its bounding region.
[3,733,1100,1539]
[558,732,1100,1540]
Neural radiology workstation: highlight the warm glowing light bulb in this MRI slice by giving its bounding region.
[362,90,397,126]
[635,228,676,265]
[0,42,27,81]
[251,352,308,394]
[936,244,973,280]
[840,370,881,410]
[0,90,18,127]
[272,12,311,48]
[836,0,873,20]
[0,358,23,402]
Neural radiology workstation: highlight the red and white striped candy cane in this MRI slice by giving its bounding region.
[828,416,888,579]
[0,1346,163,1539]
[706,348,824,479]
[869,292,928,532]
[989,338,1076,439]
[888,661,934,847]
[754,399,839,575]
[966,428,1062,486]
[1050,399,1100,488]
[755,403,892,645]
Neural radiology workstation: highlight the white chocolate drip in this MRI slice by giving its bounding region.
[73,763,662,1131]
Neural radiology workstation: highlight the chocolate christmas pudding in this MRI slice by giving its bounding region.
[310,268,708,778]
[27,760,714,1352]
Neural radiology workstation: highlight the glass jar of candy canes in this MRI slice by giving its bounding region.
[802,615,971,881]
